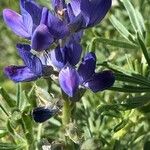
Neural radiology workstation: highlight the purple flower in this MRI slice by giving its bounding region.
[3,0,69,51]
[67,0,112,32]
[49,40,82,69]
[32,106,59,123]
[59,52,115,97]
[3,0,42,39]
[4,44,54,82]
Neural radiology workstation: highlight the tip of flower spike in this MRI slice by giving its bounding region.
[32,106,59,123]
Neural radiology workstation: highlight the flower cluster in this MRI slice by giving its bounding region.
[3,0,115,121]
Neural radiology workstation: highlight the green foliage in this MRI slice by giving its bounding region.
[0,0,150,149]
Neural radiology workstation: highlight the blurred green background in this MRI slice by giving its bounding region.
[0,0,150,149]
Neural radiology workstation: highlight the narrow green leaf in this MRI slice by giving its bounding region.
[109,86,150,93]
[137,33,150,67]
[135,9,146,38]
[0,143,23,150]
[27,85,37,107]
[97,94,150,111]
[22,112,35,147]
[0,87,16,107]
[0,130,8,138]
[7,120,15,136]
[19,91,30,111]
[114,121,127,132]
[109,15,134,42]
[93,37,139,49]
[123,94,150,109]
[122,0,143,37]
[22,112,33,134]
[115,73,150,87]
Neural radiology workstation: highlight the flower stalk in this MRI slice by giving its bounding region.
[62,99,72,127]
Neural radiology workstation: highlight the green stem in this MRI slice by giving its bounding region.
[62,100,72,126]
[37,124,42,142]
[46,79,52,94]
[16,83,21,108]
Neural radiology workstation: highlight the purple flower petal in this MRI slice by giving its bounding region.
[3,9,30,38]
[50,46,65,69]
[4,66,38,82]
[70,30,83,42]
[65,41,82,66]
[80,0,112,27]
[17,44,43,76]
[20,1,33,36]
[68,0,86,31]
[70,0,81,16]
[47,12,69,39]
[52,0,66,12]
[68,0,112,30]
[78,52,96,83]
[59,64,79,97]
[50,41,82,69]
[67,3,75,23]
[31,24,54,51]
[32,106,59,123]
[40,7,49,25]
[68,13,86,32]
[20,0,42,27]
[84,70,115,92]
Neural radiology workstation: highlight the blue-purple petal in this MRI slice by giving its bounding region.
[40,7,49,25]
[83,70,115,92]
[3,9,30,38]
[4,66,38,82]
[20,1,33,36]
[78,52,96,83]
[20,0,42,26]
[80,0,112,27]
[52,0,66,11]
[17,44,43,76]
[70,30,83,42]
[68,0,112,30]
[67,3,75,23]
[68,13,86,32]
[32,106,58,123]
[48,12,69,39]
[49,46,65,69]
[70,0,81,16]
[31,24,54,51]
[59,64,79,97]
[65,41,82,66]
[50,41,82,69]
